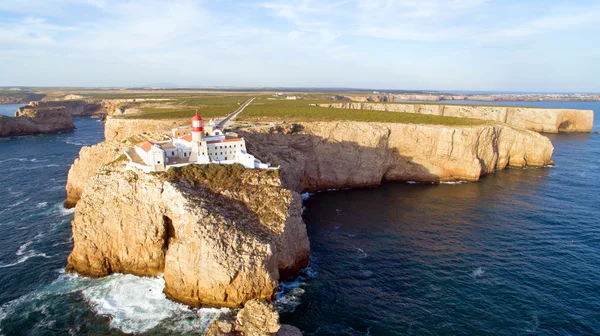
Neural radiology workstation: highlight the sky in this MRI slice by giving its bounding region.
[0,0,599,92]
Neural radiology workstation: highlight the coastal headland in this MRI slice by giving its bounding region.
[0,105,75,138]
[4,89,587,334]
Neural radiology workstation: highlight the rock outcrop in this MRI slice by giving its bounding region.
[66,163,310,308]
[205,300,302,336]
[239,122,554,192]
[23,100,104,117]
[0,106,75,138]
[319,103,594,133]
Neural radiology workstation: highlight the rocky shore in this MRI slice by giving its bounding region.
[0,106,75,138]
[318,102,593,133]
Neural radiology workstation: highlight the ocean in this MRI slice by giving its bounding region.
[0,102,599,335]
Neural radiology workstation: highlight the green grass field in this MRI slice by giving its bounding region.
[112,95,494,126]
[238,98,488,126]
[115,95,256,119]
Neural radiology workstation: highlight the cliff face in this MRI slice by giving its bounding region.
[104,117,188,141]
[64,120,555,207]
[0,106,75,138]
[239,122,554,192]
[319,103,594,133]
[66,163,310,308]
[64,141,127,208]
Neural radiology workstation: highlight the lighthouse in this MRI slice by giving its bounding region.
[191,112,203,142]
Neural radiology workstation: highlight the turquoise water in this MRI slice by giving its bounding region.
[0,102,598,335]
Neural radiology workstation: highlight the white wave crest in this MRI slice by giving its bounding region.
[440,181,467,185]
[36,202,48,208]
[301,192,311,201]
[82,274,227,334]
[472,267,485,278]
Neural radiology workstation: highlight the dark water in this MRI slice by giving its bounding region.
[0,102,598,335]
[280,102,600,335]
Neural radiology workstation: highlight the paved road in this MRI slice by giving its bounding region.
[216,98,254,129]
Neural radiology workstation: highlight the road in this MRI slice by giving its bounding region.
[216,98,254,130]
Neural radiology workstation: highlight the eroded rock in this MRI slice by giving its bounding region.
[66,163,310,308]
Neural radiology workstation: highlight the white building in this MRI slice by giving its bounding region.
[126,113,272,172]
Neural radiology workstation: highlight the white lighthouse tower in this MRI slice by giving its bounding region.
[189,112,210,164]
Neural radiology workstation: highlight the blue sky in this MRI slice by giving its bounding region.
[0,0,599,92]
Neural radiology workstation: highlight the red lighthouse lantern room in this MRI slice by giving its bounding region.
[191,112,203,132]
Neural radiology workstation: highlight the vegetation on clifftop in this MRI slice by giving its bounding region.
[240,99,488,126]
[165,163,279,191]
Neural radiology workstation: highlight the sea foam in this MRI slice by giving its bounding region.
[81,274,227,334]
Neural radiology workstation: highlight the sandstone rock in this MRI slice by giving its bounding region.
[0,106,75,138]
[64,141,128,208]
[318,103,594,133]
[239,122,554,192]
[205,300,302,336]
[67,163,310,308]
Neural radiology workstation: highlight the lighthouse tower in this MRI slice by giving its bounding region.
[189,112,210,164]
[191,112,203,142]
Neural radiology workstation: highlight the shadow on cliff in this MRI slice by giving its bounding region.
[240,129,442,193]
[171,181,291,281]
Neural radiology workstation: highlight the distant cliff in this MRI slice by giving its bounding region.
[318,103,594,133]
[0,92,45,104]
[24,100,105,117]
[67,163,310,308]
[0,106,75,138]
[240,122,554,192]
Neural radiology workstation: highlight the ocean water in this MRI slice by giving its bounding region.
[0,104,24,117]
[0,102,598,335]
[280,102,600,335]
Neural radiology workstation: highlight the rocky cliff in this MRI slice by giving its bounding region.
[64,121,555,207]
[0,106,75,138]
[66,163,310,308]
[319,103,594,133]
[64,141,128,208]
[239,122,554,192]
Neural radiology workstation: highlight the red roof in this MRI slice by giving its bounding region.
[177,135,193,142]
[137,140,154,152]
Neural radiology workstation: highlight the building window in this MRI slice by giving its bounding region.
[172,151,174,155]
[225,157,227,160]
[184,153,187,157]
